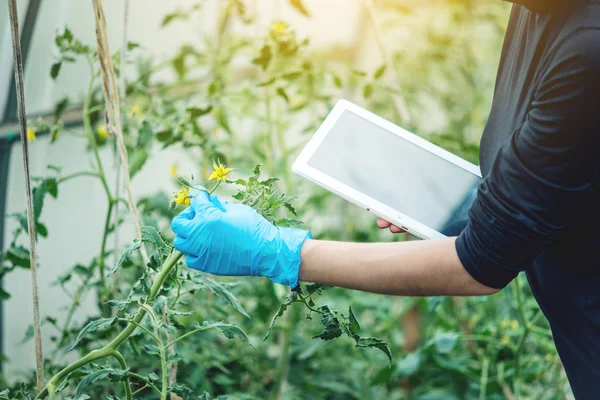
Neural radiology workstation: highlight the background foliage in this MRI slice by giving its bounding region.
[1,1,573,399]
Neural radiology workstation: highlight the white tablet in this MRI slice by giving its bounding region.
[292,99,482,240]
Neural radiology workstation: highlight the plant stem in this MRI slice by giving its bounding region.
[111,350,132,400]
[98,202,114,316]
[479,357,489,400]
[36,250,183,399]
[57,171,102,184]
[127,372,162,397]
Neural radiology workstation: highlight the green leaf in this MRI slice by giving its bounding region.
[198,321,254,347]
[313,306,343,341]
[332,73,342,88]
[76,367,127,398]
[433,332,459,354]
[263,292,297,341]
[45,178,59,198]
[289,0,311,17]
[36,222,48,238]
[374,64,387,79]
[33,184,46,221]
[127,41,140,50]
[396,352,421,377]
[187,106,213,118]
[106,299,131,311]
[6,246,30,269]
[276,87,289,103]
[68,318,116,351]
[253,45,272,70]
[106,239,141,278]
[128,148,149,178]
[54,98,70,121]
[0,288,10,301]
[50,62,62,80]
[363,83,374,99]
[141,226,171,259]
[0,389,10,399]
[193,276,250,318]
[356,337,392,364]
[347,307,360,335]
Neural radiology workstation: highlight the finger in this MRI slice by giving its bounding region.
[377,218,391,229]
[173,235,192,255]
[171,207,196,237]
[189,189,220,215]
[390,224,405,234]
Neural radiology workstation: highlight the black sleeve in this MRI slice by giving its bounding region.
[456,28,600,289]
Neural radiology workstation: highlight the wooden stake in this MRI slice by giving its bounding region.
[7,0,44,391]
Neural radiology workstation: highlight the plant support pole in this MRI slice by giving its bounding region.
[7,0,44,391]
[91,0,150,265]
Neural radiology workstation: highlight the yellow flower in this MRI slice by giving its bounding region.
[209,163,232,182]
[27,128,36,142]
[501,319,510,329]
[510,320,519,330]
[127,105,142,120]
[170,164,178,178]
[97,124,108,140]
[174,186,191,207]
[271,22,288,35]
[545,353,553,363]
[501,336,510,345]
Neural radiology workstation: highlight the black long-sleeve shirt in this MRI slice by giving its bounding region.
[455,1,600,397]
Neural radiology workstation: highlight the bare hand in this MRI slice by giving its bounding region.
[377,218,406,234]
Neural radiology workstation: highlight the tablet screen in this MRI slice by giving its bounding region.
[306,110,481,236]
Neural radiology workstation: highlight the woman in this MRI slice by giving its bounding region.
[171,1,600,397]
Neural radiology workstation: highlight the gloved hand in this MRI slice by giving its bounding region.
[171,189,311,288]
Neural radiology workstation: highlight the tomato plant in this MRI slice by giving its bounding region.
[1,1,572,399]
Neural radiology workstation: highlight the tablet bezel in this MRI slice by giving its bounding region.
[292,99,482,240]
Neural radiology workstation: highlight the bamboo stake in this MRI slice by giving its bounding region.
[7,0,44,391]
[91,0,149,265]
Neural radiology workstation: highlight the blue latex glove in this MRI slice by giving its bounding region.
[171,190,311,288]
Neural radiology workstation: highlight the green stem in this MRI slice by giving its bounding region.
[57,171,102,185]
[127,372,161,397]
[111,350,132,400]
[479,357,489,400]
[98,202,114,315]
[36,250,183,399]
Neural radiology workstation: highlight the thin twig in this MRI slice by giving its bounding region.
[8,0,44,391]
[91,0,150,265]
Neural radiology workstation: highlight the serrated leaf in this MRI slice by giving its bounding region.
[198,321,253,347]
[347,307,360,335]
[106,239,141,278]
[68,318,115,351]
[263,293,297,341]
[356,337,392,364]
[54,98,70,121]
[106,299,131,311]
[33,184,46,221]
[313,306,343,341]
[193,276,249,318]
[141,226,171,259]
[76,367,127,398]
